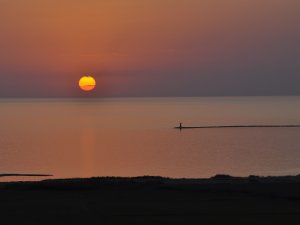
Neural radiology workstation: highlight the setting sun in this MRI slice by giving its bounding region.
[79,76,96,91]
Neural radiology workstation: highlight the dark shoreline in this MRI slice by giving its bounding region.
[1,175,300,225]
[2,174,300,187]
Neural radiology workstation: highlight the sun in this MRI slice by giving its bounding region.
[79,76,96,91]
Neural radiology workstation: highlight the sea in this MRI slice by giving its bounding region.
[1,96,300,181]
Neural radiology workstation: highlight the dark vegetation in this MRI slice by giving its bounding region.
[1,175,300,225]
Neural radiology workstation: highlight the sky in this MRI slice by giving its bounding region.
[0,0,299,97]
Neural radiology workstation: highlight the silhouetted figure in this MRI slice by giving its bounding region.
[179,122,182,129]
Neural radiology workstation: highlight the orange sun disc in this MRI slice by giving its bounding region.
[79,76,96,91]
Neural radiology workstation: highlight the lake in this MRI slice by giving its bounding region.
[1,96,300,181]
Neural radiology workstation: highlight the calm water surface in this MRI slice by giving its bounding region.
[1,97,300,181]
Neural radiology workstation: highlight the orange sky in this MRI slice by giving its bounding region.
[0,0,299,97]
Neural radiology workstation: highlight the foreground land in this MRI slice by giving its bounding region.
[1,175,300,225]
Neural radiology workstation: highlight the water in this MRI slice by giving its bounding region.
[1,97,300,181]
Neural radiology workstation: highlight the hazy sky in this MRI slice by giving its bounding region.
[0,0,299,97]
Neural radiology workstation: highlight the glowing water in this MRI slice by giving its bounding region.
[1,97,300,181]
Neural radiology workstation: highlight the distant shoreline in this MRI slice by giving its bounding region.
[0,173,52,177]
